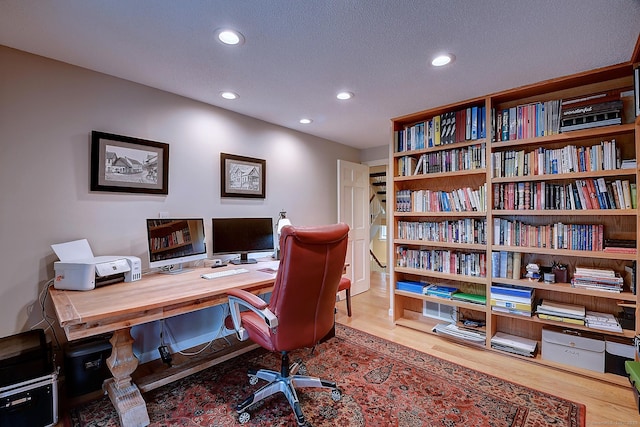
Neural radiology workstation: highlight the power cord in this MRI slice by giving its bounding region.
[30,279,61,351]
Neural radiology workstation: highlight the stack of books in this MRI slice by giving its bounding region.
[490,331,537,357]
[571,266,624,293]
[432,323,486,344]
[603,239,637,255]
[560,91,623,132]
[490,284,534,317]
[424,284,458,299]
[536,299,586,325]
[585,310,623,333]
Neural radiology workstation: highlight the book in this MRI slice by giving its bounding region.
[490,298,532,312]
[537,312,585,325]
[490,331,537,354]
[451,293,486,305]
[490,284,534,299]
[537,299,585,317]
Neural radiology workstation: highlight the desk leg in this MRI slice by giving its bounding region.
[103,328,150,427]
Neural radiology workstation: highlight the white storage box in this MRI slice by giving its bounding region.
[541,326,605,373]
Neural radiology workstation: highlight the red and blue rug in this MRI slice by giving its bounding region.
[67,324,585,426]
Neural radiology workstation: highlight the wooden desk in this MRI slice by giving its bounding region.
[50,261,279,427]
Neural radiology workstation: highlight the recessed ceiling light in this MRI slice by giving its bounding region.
[431,54,455,67]
[220,91,239,100]
[336,91,354,100]
[299,118,313,124]
[216,29,245,46]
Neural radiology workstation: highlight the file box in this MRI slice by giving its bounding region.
[0,372,58,427]
[604,337,635,376]
[63,335,112,397]
[541,326,605,372]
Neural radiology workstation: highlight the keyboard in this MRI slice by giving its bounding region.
[201,268,249,280]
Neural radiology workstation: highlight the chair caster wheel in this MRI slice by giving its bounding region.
[248,374,259,385]
[238,411,251,424]
[331,388,342,401]
[298,364,308,375]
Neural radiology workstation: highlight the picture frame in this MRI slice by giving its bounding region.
[90,131,169,194]
[221,153,266,198]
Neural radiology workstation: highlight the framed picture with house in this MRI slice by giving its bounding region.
[90,131,169,194]
[220,153,266,198]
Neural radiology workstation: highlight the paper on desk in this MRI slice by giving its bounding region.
[51,238,94,261]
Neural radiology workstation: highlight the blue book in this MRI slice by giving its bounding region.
[491,284,533,299]
[425,285,458,298]
[396,281,425,294]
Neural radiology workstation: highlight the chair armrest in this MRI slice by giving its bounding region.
[227,288,269,310]
[227,289,279,342]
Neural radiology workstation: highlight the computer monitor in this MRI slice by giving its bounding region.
[146,218,207,273]
[211,217,274,264]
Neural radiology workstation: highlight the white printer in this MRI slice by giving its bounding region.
[51,239,141,291]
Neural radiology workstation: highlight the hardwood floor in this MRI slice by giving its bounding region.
[335,272,638,425]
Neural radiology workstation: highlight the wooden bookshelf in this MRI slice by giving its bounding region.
[389,41,640,385]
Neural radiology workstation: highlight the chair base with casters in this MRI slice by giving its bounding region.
[337,277,352,317]
[235,351,342,425]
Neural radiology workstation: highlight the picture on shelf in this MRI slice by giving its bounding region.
[220,153,266,198]
[90,131,169,194]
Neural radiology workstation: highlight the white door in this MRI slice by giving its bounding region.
[337,159,370,296]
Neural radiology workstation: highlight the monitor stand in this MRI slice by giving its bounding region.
[159,263,193,274]
[230,253,258,265]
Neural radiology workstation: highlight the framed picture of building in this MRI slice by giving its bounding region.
[90,131,169,194]
[220,153,266,198]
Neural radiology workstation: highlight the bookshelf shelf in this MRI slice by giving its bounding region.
[491,245,637,261]
[491,277,637,302]
[390,49,640,384]
[394,239,486,251]
[491,168,636,183]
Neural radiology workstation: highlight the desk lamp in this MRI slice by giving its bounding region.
[274,211,291,260]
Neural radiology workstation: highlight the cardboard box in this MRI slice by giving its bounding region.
[605,337,635,376]
[0,372,58,427]
[541,326,605,373]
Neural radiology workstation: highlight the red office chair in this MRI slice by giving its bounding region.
[227,223,349,425]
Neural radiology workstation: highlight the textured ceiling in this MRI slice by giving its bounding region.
[1,1,639,150]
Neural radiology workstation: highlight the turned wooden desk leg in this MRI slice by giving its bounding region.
[103,328,150,427]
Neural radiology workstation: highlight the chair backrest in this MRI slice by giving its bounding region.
[268,223,349,351]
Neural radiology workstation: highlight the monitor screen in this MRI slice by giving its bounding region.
[146,218,207,272]
[212,217,274,264]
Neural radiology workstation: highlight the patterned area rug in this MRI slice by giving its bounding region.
[67,324,585,426]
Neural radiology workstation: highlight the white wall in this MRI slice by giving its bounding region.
[0,46,361,356]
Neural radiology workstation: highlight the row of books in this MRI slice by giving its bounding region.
[395,247,486,277]
[493,219,603,251]
[396,218,487,245]
[395,280,487,305]
[408,144,486,175]
[149,229,192,251]
[492,139,622,178]
[395,184,487,213]
[395,105,486,152]
[491,251,522,280]
[492,179,637,211]
[493,89,625,142]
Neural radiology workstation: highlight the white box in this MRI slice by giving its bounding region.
[541,327,605,373]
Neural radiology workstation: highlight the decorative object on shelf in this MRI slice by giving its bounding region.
[274,210,291,259]
[552,262,568,283]
[90,131,169,194]
[220,153,266,198]
[525,263,541,281]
